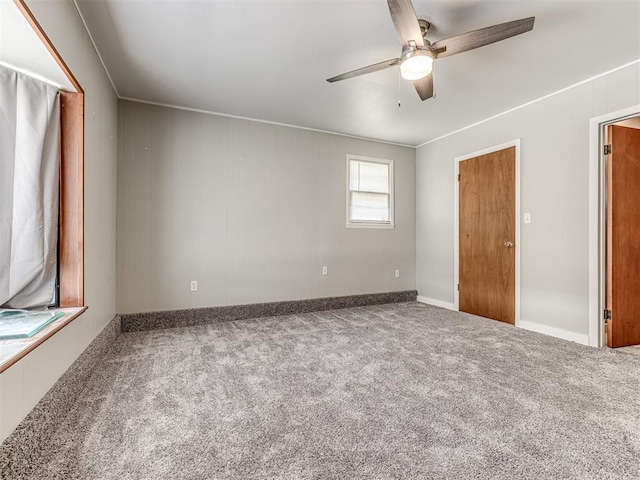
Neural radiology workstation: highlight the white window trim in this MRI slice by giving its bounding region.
[346,154,395,229]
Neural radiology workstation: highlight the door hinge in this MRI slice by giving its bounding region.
[604,309,612,321]
[603,144,612,155]
[457,173,460,181]
[457,283,460,291]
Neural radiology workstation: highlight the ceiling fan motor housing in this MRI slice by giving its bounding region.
[402,42,434,61]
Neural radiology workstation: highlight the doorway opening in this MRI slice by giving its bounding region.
[604,117,640,354]
[589,104,640,350]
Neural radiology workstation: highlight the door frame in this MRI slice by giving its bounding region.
[588,104,640,347]
[453,139,521,325]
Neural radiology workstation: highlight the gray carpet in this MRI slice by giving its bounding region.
[14,302,640,479]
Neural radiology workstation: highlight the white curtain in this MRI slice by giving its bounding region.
[0,64,61,308]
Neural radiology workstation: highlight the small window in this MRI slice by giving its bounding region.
[347,155,394,228]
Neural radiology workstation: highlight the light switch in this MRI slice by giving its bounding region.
[524,213,532,224]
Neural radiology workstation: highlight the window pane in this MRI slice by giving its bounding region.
[349,160,360,191]
[357,161,389,193]
[349,160,389,193]
[350,192,389,222]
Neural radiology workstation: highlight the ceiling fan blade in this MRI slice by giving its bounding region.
[387,0,424,47]
[432,17,535,59]
[413,72,434,101]
[327,58,401,83]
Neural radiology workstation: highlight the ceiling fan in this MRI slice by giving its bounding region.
[327,0,535,101]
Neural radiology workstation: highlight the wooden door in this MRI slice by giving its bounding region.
[459,146,516,324]
[606,125,640,348]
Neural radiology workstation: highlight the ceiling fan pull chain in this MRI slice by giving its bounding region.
[398,69,402,108]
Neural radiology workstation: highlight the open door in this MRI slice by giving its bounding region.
[606,125,640,348]
[459,146,516,324]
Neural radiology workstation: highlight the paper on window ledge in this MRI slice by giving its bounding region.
[0,310,65,340]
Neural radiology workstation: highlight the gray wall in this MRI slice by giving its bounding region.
[0,0,118,443]
[117,101,416,313]
[416,62,640,341]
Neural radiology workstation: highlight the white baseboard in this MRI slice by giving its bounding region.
[516,319,590,346]
[417,296,455,310]
[415,297,590,346]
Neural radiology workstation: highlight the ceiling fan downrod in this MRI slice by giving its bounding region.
[418,19,431,40]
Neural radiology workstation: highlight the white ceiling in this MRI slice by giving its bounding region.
[75,0,640,146]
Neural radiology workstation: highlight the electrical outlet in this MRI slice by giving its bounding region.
[321,266,328,276]
[190,280,198,292]
[395,269,400,278]
[524,212,532,224]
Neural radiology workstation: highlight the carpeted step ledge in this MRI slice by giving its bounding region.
[120,290,418,332]
[0,315,121,479]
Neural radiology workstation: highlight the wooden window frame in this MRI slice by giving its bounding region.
[15,0,84,307]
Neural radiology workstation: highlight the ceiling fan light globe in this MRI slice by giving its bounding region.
[400,55,433,80]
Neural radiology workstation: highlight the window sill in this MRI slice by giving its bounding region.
[0,306,87,374]
[346,223,395,229]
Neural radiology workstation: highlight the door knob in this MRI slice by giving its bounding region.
[504,241,514,248]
